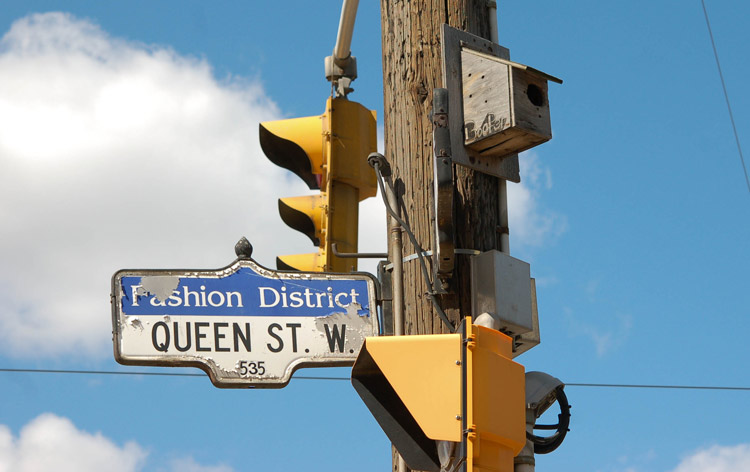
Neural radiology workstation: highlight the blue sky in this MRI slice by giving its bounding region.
[0,1,748,471]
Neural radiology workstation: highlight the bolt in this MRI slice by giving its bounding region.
[455,415,461,420]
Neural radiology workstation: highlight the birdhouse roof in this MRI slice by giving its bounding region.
[461,47,563,84]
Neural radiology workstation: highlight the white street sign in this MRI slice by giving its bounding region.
[111,259,379,388]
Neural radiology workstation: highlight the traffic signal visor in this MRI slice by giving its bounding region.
[276,194,327,272]
[276,253,324,273]
[352,321,525,472]
[278,195,325,246]
[259,115,325,190]
[352,334,461,471]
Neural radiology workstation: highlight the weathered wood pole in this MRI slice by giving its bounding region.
[380,1,505,470]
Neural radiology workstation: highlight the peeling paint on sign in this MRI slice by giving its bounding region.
[140,276,181,304]
[126,316,144,331]
[111,258,380,388]
[313,310,368,357]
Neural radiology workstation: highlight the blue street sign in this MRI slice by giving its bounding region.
[111,258,380,388]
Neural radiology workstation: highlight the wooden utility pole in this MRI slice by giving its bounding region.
[380,3,503,341]
[380,1,505,470]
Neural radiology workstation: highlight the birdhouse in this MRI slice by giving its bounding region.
[461,48,562,159]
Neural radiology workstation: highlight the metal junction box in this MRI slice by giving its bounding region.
[514,279,540,357]
[471,250,533,338]
[461,49,562,159]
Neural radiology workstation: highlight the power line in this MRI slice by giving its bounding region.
[0,368,203,377]
[566,382,750,392]
[701,0,750,193]
[2,367,750,391]
[0,367,344,381]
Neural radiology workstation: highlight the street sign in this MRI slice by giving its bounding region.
[111,258,379,388]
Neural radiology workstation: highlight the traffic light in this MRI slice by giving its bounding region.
[351,319,525,472]
[259,97,377,272]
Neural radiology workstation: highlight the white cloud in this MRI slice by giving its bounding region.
[671,444,750,472]
[0,414,234,472]
[357,191,387,275]
[564,308,633,357]
[507,152,566,248]
[0,413,146,472]
[168,457,234,472]
[582,315,628,357]
[0,12,314,359]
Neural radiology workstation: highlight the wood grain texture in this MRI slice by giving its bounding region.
[380,1,501,336]
[461,49,512,147]
[511,68,552,138]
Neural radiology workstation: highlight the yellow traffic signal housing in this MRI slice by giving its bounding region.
[352,319,526,472]
[260,97,377,272]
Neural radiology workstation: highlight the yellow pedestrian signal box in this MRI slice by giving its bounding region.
[259,97,377,272]
[351,319,525,472]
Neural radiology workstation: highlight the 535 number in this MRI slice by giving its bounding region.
[237,360,266,376]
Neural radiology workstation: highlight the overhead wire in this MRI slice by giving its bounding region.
[2,368,750,391]
[566,382,750,392]
[701,0,750,193]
